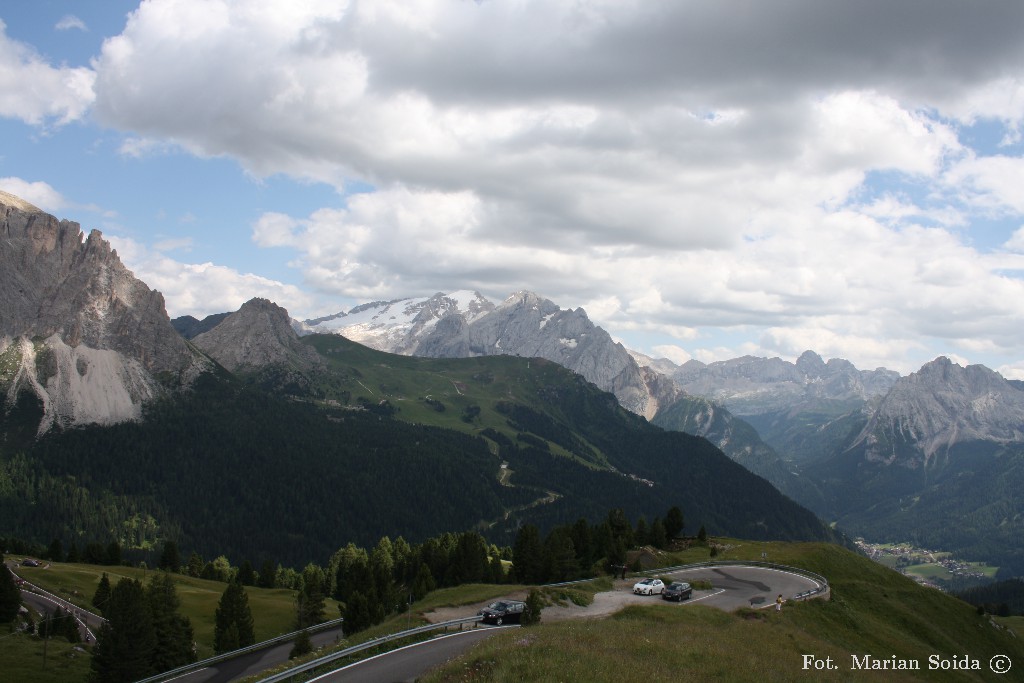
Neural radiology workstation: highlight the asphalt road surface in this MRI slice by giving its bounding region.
[305,565,824,682]
[305,627,513,683]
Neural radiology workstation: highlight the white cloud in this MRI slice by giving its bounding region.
[0,177,68,212]
[106,234,315,319]
[0,19,95,125]
[23,0,1021,373]
[55,15,88,32]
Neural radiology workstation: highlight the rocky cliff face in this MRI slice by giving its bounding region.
[301,290,679,418]
[849,356,1024,466]
[668,350,900,416]
[1,191,201,433]
[192,298,322,373]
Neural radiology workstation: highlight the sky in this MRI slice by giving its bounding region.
[3,1,1024,378]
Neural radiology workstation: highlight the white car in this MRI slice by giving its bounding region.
[632,578,665,595]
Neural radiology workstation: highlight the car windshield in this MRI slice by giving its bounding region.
[639,579,653,584]
[488,601,506,609]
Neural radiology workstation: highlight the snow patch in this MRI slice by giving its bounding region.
[559,338,578,349]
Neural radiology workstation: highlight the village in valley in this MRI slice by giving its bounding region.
[855,539,998,589]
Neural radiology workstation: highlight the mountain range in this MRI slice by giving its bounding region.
[4,192,1023,576]
[262,274,1024,576]
[1,193,838,567]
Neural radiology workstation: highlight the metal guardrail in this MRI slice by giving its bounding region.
[254,559,829,682]
[13,570,105,641]
[636,559,830,600]
[256,616,484,683]
[133,616,347,683]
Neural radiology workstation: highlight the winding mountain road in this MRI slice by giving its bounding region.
[309,565,824,683]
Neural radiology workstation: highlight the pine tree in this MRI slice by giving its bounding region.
[0,558,21,623]
[289,629,313,659]
[512,525,543,584]
[697,525,708,544]
[92,573,112,615]
[158,541,180,572]
[47,539,64,563]
[342,591,372,635]
[146,572,196,672]
[522,589,543,627]
[665,506,685,540]
[214,581,255,653]
[411,562,436,601]
[258,560,277,588]
[90,578,157,683]
[237,560,256,586]
[650,518,668,550]
[297,564,327,629]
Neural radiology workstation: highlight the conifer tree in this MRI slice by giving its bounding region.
[0,558,21,623]
[512,525,543,584]
[411,562,436,601]
[522,589,543,627]
[665,506,685,540]
[289,629,313,659]
[90,578,157,683]
[342,591,372,634]
[258,560,277,588]
[297,564,327,629]
[214,581,255,653]
[146,572,196,672]
[158,541,180,572]
[92,572,112,615]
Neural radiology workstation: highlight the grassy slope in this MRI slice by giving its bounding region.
[15,562,340,660]
[304,335,603,463]
[421,541,1024,682]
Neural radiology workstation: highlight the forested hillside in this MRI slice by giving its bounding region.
[1,336,840,567]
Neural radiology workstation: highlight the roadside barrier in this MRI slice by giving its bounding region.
[256,616,484,683]
[254,559,829,682]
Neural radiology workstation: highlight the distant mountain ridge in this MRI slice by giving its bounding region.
[665,350,900,416]
[297,290,684,418]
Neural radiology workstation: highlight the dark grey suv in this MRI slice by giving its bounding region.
[662,581,693,601]
[478,600,527,625]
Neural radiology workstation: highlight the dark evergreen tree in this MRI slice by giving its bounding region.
[342,591,372,635]
[650,518,668,550]
[47,538,64,562]
[158,541,180,572]
[512,525,544,584]
[522,588,543,626]
[289,629,313,659]
[84,543,106,565]
[90,578,157,683]
[237,560,256,586]
[92,572,112,615]
[543,527,577,583]
[634,517,649,547]
[105,541,123,566]
[297,564,327,629]
[66,543,81,563]
[214,581,255,653]
[411,562,436,601]
[0,558,21,623]
[569,519,594,571]
[146,573,196,672]
[186,552,204,578]
[697,525,708,543]
[258,560,277,588]
[665,506,685,540]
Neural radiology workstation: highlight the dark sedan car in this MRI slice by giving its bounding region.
[662,581,693,601]
[478,599,527,625]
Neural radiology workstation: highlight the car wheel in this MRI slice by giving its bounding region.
[496,617,503,625]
